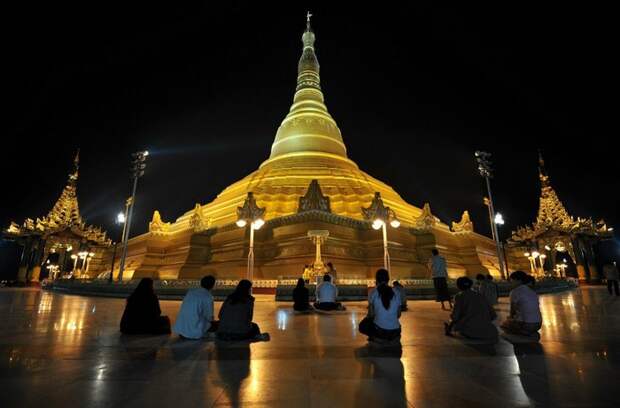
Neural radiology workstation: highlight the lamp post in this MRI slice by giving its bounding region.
[362,192,400,271]
[475,151,506,280]
[493,211,510,273]
[108,209,127,283]
[236,192,265,283]
[524,252,537,275]
[118,150,149,282]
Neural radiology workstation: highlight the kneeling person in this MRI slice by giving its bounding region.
[173,275,217,339]
[313,274,344,311]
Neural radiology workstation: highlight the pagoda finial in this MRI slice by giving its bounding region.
[69,148,80,185]
[538,149,550,188]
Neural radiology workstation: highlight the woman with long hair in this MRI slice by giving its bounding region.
[120,278,171,335]
[293,278,311,312]
[217,280,270,341]
[358,269,402,343]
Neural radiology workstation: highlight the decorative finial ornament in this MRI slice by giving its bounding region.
[538,149,550,187]
[69,148,80,184]
[306,10,312,30]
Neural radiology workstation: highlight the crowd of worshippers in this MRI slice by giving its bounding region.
[120,250,544,344]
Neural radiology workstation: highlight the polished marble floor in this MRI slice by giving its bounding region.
[0,286,618,407]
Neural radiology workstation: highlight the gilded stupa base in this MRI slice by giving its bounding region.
[93,211,503,282]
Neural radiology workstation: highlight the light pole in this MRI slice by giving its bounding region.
[493,212,510,273]
[475,151,506,280]
[118,150,149,282]
[108,210,127,283]
[524,252,537,275]
[362,192,400,271]
[236,192,265,283]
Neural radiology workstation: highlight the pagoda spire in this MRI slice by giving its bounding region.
[535,151,572,227]
[267,13,349,161]
[44,150,83,228]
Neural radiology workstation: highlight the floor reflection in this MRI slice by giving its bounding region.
[1,287,619,407]
[354,345,407,408]
[513,343,550,406]
[215,342,251,407]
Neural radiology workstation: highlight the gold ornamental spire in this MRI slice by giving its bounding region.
[45,149,82,228]
[535,151,572,227]
[267,13,348,161]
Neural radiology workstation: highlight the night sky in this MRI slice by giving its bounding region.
[2,3,618,253]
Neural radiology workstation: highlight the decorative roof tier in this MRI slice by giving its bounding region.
[5,151,111,246]
[510,152,611,244]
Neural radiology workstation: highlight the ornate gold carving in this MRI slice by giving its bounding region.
[5,152,111,246]
[149,210,171,236]
[452,211,474,234]
[189,203,210,232]
[298,179,331,213]
[414,203,436,231]
[510,152,611,245]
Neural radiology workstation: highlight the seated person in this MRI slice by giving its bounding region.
[173,275,218,339]
[120,278,170,335]
[474,273,498,306]
[313,274,344,310]
[359,269,401,343]
[501,271,542,338]
[392,281,408,311]
[293,278,311,312]
[445,277,498,342]
[217,279,270,341]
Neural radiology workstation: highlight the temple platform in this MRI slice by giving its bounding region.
[0,286,618,407]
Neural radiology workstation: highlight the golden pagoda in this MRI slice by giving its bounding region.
[96,17,502,281]
[5,151,111,281]
[509,152,612,281]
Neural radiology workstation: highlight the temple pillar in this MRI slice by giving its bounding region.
[29,239,47,282]
[17,239,33,282]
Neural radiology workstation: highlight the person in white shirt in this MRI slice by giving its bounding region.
[428,249,452,310]
[501,271,542,338]
[359,269,402,343]
[314,274,344,310]
[173,275,217,339]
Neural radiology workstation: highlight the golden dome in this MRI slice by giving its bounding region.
[172,19,443,233]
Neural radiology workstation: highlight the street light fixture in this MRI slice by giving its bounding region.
[236,192,266,283]
[363,192,400,271]
[476,151,506,279]
[108,209,128,283]
[118,150,149,282]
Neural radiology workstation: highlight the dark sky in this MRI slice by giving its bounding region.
[2,2,618,247]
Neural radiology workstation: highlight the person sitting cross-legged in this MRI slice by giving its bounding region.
[293,278,311,312]
[173,275,218,339]
[359,269,401,344]
[120,278,171,335]
[313,274,345,311]
[445,277,498,343]
[501,271,542,339]
[217,280,270,342]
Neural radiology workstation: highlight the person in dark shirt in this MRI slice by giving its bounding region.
[217,280,270,341]
[293,278,311,311]
[445,277,498,342]
[120,278,170,335]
